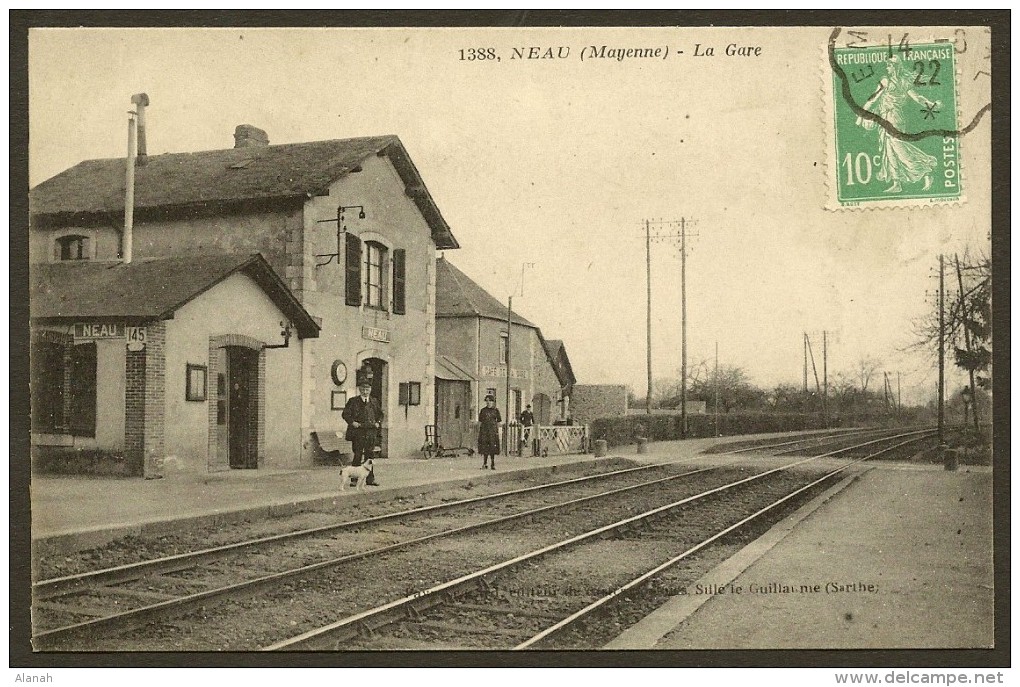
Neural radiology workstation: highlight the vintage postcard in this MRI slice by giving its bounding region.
[14,13,1004,673]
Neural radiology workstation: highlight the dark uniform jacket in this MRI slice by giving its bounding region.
[342,395,384,442]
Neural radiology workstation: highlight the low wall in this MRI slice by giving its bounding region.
[32,445,143,477]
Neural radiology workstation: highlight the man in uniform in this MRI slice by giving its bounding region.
[342,379,383,486]
[519,403,535,456]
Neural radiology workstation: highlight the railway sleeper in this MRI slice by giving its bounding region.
[449,602,563,621]
[410,620,532,640]
[33,600,109,619]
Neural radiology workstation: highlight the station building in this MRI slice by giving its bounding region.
[433,257,575,451]
[29,126,459,473]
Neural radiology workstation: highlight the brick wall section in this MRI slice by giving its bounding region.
[257,349,266,467]
[142,321,166,477]
[124,347,146,472]
[570,384,629,425]
[61,345,73,431]
[207,341,225,471]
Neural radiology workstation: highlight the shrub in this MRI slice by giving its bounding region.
[588,411,911,448]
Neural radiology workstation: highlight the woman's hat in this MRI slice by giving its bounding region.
[484,395,495,401]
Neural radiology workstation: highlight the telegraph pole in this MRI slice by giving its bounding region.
[955,254,981,432]
[803,333,808,393]
[822,330,828,427]
[641,218,697,429]
[505,295,512,456]
[680,217,689,438]
[714,341,720,436]
[646,220,652,415]
[505,263,535,455]
[938,254,945,444]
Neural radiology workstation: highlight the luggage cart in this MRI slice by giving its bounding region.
[422,424,475,459]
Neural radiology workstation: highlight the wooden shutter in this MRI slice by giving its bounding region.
[345,233,362,306]
[392,248,406,314]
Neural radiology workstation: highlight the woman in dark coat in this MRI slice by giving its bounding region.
[477,395,502,470]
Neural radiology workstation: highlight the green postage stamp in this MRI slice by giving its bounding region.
[828,40,961,208]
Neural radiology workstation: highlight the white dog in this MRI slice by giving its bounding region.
[339,459,373,492]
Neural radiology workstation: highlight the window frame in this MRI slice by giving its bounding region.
[55,233,91,261]
[499,332,510,365]
[186,363,208,402]
[30,335,97,437]
[363,240,389,311]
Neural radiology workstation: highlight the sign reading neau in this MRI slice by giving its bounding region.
[75,322,123,339]
[362,326,390,343]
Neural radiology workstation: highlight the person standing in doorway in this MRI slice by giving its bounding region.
[343,379,383,486]
[478,395,502,470]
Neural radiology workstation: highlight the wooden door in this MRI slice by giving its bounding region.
[227,346,258,469]
[436,380,471,449]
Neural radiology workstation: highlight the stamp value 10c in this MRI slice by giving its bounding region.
[830,42,961,207]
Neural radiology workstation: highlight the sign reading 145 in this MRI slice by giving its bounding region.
[126,327,147,344]
[841,151,882,186]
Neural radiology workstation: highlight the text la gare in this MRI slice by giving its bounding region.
[693,43,763,57]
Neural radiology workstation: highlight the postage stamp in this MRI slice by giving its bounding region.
[828,39,961,208]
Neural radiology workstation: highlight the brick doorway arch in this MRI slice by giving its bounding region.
[208,334,266,471]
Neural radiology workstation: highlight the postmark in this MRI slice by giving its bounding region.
[828,37,961,207]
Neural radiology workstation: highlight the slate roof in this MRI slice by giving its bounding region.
[435,354,478,382]
[30,253,320,338]
[435,257,535,327]
[30,135,459,249]
[543,338,577,388]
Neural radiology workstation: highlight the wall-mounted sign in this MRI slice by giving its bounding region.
[126,327,147,344]
[75,322,124,339]
[73,322,148,343]
[362,326,390,343]
[481,365,528,380]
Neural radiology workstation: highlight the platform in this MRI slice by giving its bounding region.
[29,435,736,556]
[605,463,994,650]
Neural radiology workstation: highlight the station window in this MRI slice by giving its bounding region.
[499,332,509,365]
[56,234,90,261]
[364,241,388,310]
[30,338,96,436]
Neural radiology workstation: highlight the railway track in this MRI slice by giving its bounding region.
[32,428,933,651]
[716,425,925,455]
[269,431,932,650]
[31,459,746,648]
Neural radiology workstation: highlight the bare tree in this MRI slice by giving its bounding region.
[909,249,992,391]
[856,356,883,393]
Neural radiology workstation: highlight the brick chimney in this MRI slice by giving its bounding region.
[234,124,269,148]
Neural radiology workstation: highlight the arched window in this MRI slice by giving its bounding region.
[364,241,389,310]
[56,234,90,261]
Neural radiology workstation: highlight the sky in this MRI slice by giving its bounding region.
[27,25,992,406]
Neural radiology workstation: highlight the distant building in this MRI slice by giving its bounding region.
[434,257,573,449]
[571,384,629,424]
[542,339,577,418]
[30,125,459,472]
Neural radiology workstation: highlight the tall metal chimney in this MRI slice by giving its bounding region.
[124,113,137,264]
[131,93,149,164]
